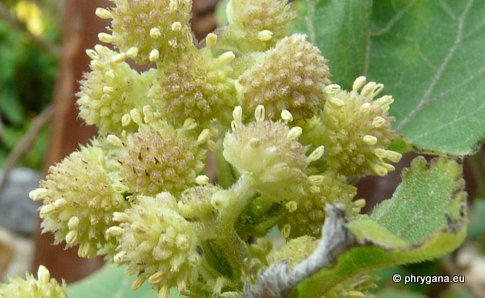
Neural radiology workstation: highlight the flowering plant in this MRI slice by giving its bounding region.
[2,0,477,297]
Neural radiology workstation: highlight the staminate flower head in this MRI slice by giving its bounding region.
[320,77,401,177]
[77,45,155,135]
[97,0,193,64]
[151,49,237,126]
[29,142,128,258]
[118,127,206,196]
[223,106,323,198]
[0,266,67,298]
[281,174,359,238]
[227,0,296,41]
[113,193,201,294]
[178,185,220,221]
[237,34,330,121]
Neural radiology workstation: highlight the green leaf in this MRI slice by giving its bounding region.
[67,264,181,298]
[0,92,25,125]
[295,157,467,297]
[290,0,372,89]
[292,0,485,154]
[368,0,485,154]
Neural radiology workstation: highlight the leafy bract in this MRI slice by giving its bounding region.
[291,0,485,154]
[67,264,180,298]
[294,157,467,297]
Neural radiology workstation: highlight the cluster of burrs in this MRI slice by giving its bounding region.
[23,0,404,297]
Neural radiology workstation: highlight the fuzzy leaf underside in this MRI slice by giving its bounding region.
[292,0,485,155]
[295,157,467,297]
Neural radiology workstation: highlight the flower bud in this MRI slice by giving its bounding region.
[178,186,220,221]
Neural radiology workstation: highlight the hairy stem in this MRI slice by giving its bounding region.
[243,204,357,298]
[218,173,257,234]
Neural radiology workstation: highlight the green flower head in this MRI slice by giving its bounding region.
[77,45,155,134]
[97,0,194,64]
[237,34,330,121]
[30,141,128,258]
[112,193,202,295]
[117,126,206,196]
[151,49,237,126]
[0,266,67,298]
[320,77,401,177]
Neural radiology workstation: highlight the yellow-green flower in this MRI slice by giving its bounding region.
[151,49,237,126]
[0,266,66,298]
[223,106,316,199]
[227,0,296,41]
[281,174,358,238]
[77,45,155,134]
[113,193,202,294]
[319,77,401,177]
[30,142,128,258]
[97,0,194,64]
[118,127,206,196]
[237,34,330,121]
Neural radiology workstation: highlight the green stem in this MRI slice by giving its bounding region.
[218,173,256,235]
[196,174,256,283]
[214,139,238,188]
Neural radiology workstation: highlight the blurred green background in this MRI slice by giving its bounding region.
[0,0,59,169]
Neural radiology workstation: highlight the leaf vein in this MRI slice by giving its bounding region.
[397,0,474,131]
[371,0,417,36]
[304,0,317,44]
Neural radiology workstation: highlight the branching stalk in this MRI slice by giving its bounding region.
[243,204,357,298]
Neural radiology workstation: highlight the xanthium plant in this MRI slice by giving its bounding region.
[2,0,415,297]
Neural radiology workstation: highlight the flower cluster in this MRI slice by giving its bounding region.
[28,0,402,297]
[151,49,237,126]
[97,0,194,64]
[0,266,66,298]
[227,0,296,41]
[111,193,202,293]
[30,141,128,257]
[237,34,330,121]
